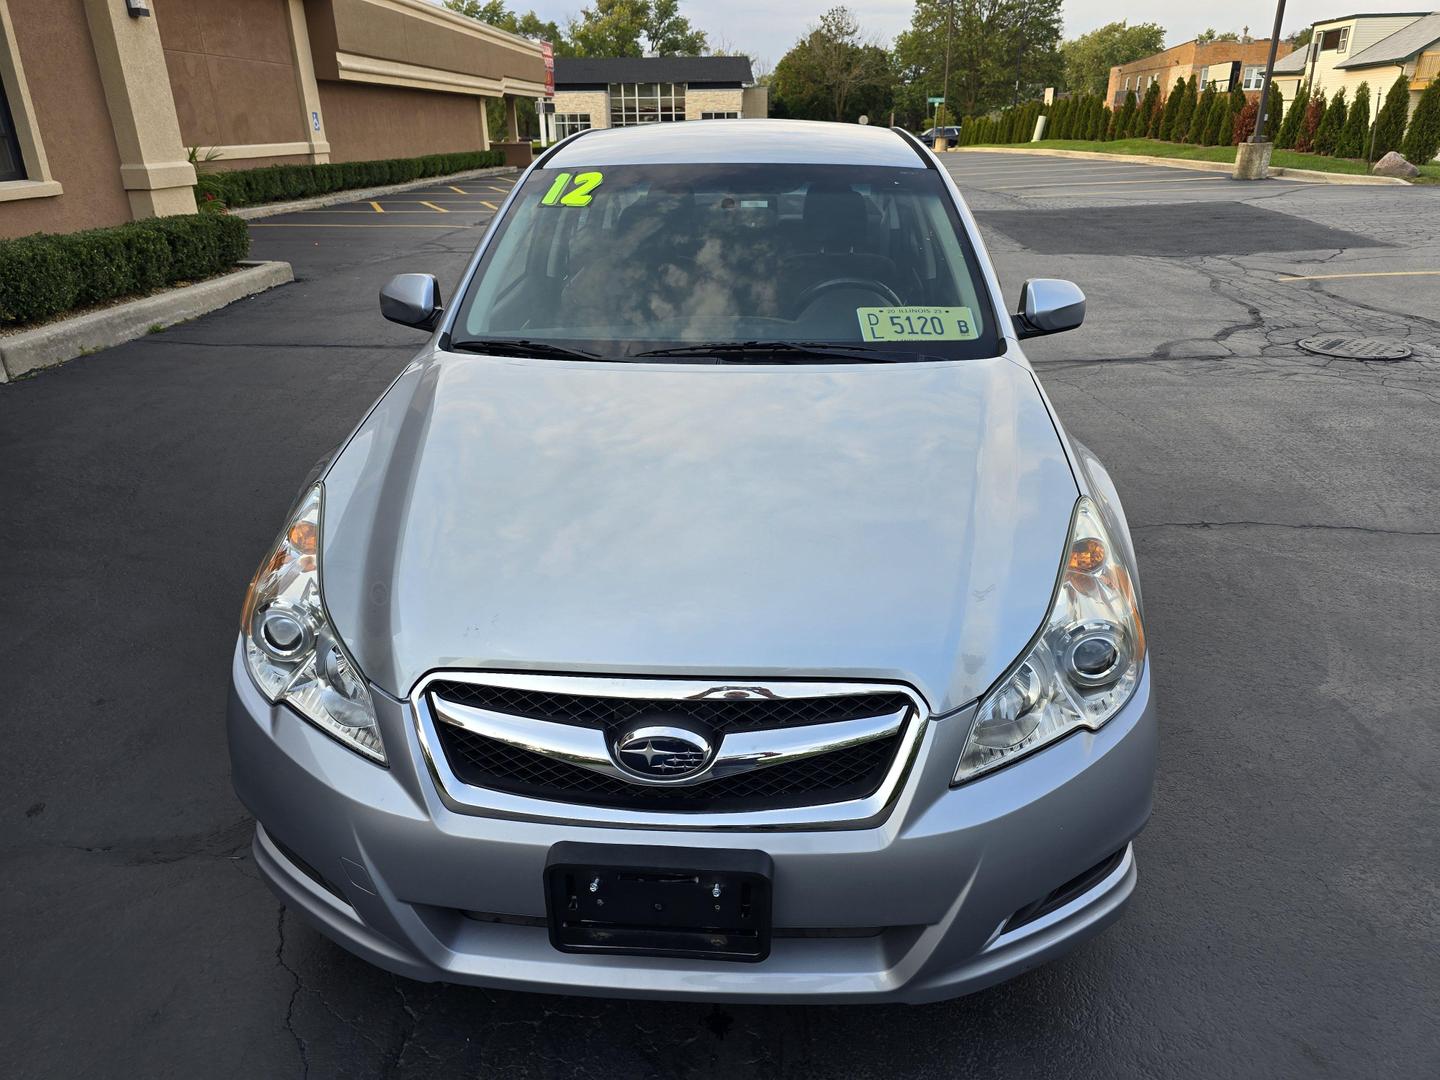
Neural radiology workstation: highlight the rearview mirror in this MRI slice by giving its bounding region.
[1013,279,1085,339]
[380,273,443,331]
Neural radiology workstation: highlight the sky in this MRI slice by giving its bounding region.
[436,2,1434,69]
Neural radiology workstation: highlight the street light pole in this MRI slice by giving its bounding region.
[941,0,954,127]
[1251,0,1287,142]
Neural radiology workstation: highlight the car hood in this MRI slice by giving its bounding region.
[321,351,1078,713]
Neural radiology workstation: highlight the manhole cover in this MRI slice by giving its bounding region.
[1297,336,1413,361]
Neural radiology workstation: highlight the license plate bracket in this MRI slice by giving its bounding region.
[545,843,773,962]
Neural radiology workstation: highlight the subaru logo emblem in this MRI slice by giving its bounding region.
[612,724,713,783]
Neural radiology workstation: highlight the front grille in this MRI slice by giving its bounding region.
[427,680,911,737]
[426,681,916,814]
[438,723,899,812]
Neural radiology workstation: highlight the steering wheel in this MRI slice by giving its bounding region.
[795,277,903,315]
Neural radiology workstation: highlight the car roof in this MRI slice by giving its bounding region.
[543,119,927,169]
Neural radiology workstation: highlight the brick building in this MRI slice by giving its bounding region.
[546,56,767,142]
[1106,38,1296,108]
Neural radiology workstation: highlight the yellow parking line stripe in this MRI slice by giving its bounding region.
[369,201,384,213]
[420,200,449,212]
[484,185,511,193]
[1276,269,1440,282]
[1010,176,1230,190]
[449,185,468,193]
[480,200,498,210]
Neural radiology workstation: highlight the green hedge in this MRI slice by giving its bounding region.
[198,150,506,208]
[0,213,249,327]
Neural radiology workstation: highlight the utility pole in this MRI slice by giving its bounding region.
[1250,0,1287,142]
[941,0,954,127]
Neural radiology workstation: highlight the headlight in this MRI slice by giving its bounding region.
[954,496,1144,784]
[240,486,384,763]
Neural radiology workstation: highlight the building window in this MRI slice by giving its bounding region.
[1198,66,1210,89]
[1243,66,1264,91]
[609,82,686,126]
[1338,27,1350,54]
[1319,27,1348,52]
[555,113,591,138]
[699,111,739,119]
[0,78,25,181]
[1123,76,1131,90]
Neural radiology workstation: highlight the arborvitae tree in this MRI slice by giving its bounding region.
[1228,78,1247,139]
[1336,82,1371,158]
[1295,91,1325,153]
[1266,81,1285,140]
[1233,95,1259,143]
[1372,72,1411,159]
[1187,83,1217,143]
[1051,97,1070,138]
[1159,78,1186,140]
[1138,79,1161,137]
[1115,90,1138,140]
[1174,76,1198,141]
[1277,82,1309,148]
[1314,88,1348,155]
[1206,93,1233,145]
[1401,77,1440,164]
[1087,96,1105,139]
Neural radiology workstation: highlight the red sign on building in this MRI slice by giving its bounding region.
[541,41,554,97]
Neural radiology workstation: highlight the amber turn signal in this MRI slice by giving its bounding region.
[1067,537,1106,574]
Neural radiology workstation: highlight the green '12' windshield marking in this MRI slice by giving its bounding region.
[540,171,604,207]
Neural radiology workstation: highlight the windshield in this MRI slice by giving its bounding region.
[449,161,1001,362]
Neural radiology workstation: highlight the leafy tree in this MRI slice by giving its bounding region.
[445,0,564,45]
[1294,91,1325,153]
[772,7,892,122]
[895,0,1062,125]
[1186,83,1216,143]
[1314,87,1347,155]
[1401,77,1440,165]
[1195,28,1240,44]
[1276,82,1309,148]
[1289,28,1313,49]
[1372,73,1412,159]
[1060,20,1166,96]
[1233,95,1259,143]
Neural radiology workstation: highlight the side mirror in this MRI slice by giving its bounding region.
[1013,278,1085,339]
[380,273,443,331]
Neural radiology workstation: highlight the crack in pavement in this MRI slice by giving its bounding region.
[1133,519,1440,537]
[276,907,311,1080]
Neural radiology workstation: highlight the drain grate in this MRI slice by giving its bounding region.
[1297,336,1413,361]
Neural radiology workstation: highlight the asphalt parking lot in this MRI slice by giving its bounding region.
[3,154,1438,1079]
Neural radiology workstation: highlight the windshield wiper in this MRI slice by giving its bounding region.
[633,341,919,363]
[448,337,606,362]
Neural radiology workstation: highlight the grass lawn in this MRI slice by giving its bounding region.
[963,138,1440,182]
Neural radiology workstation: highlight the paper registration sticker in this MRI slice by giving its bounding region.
[856,306,979,342]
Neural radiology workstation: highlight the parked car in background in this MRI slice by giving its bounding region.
[918,125,961,147]
[229,119,1155,1004]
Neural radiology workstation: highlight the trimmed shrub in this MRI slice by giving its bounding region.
[1372,73,1411,160]
[1401,77,1440,165]
[0,213,251,327]
[1138,80,1160,137]
[1336,82,1371,158]
[1314,88,1348,155]
[1266,82,1285,140]
[200,149,506,209]
[1115,91,1138,140]
[1187,84,1217,144]
[1206,94,1233,146]
[1276,83,1309,149]
[1173,77,1198,142]
[1233,96,1260,144]
[1158,78,1186,140]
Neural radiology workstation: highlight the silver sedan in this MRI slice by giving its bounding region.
[227,119,1155,1003]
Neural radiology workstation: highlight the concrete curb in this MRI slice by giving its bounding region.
[230,166,521,220]
[0,260,293,382]
[947,146,1410,186]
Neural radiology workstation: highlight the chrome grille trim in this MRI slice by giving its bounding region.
[409,671,933,830]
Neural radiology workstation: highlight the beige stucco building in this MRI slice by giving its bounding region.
[545,56,766,142]
[1272,11,1440,145]
[0,0,546,240]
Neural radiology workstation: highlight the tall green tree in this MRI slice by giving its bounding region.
[1372,73,1412,159]
[445,0,564,45]
[1276,82,1309,149]
[1401,77,1440,164]
[1158,78,1186,139]
[1173,76,1198,141]
[1314,87,1348,155]
[1195,28,1240,44]
[1138,78,1161,137]
[1206,93,1232,145]
[1266,80,1285,140]
[1114,90,1137,139]
[771,7,892,122]
[1060,20,1166,96]
[1186,83,1216,143]
[1336,82,1371,158]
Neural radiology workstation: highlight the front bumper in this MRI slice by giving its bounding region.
[227,644,1156,1004]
